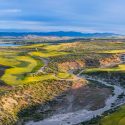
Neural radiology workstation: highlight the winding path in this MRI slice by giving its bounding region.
[37,58,49,73]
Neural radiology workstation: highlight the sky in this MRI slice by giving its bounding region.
[0,0,125,33]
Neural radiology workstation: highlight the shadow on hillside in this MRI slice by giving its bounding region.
[0,65,12,88]
[17,80,111,124]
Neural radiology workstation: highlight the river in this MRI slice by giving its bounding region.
[25,72,125,125]
[0,43,20,47]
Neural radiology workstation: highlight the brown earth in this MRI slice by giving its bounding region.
[58,55,121,72]
[100,55,121,68]
[58,60,85,71]
[37,79,112,118]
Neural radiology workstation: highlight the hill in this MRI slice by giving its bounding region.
[0,31,119,37]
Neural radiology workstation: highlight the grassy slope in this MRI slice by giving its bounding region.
[84,64,125,73]
[0,45,45,85]
[1,56,39,85]
[29,44,70,58]
[101,106,125,125]
[0,44,71,85]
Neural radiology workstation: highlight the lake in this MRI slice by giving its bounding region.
[0,43,20,47]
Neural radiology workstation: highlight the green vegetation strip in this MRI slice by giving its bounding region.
[101,106,125,125]
[84,64,125,73]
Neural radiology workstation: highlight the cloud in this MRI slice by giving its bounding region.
[0,9,21,13]
[0,20,98,32]
[0,0,125,33]
[0,9,22,17]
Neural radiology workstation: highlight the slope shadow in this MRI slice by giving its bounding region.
[17,80,111,124]
[0,65,12,90]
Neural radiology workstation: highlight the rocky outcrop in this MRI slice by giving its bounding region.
[58,55,121,71]
[99,55,121,68]
[58,60,85,71]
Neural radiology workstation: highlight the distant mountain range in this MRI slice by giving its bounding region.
[0,31,120,37]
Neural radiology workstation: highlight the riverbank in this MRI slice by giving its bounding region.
[25,71,124,125]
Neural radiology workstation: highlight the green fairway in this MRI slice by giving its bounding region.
[101,106,125,125]
[101,50,125,54]
[0,43,71,85]
[56,72,72,79]
[1,56,42,85]
[1,42,125,86]
[84,64,125,73]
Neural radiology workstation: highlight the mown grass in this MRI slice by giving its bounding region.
[56,72,72,79]
[100,50,125,54]
[31,57,44,73]
[1,56,42,85]
[29,44,70,58]
[0,56,20,67]
[1,42,125,86]
[84,64,125,73]
[24,74,56,83]
[101,106,125,125]
[0,43,75,87]
[29,51,68,58]
[0,44,70,85]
